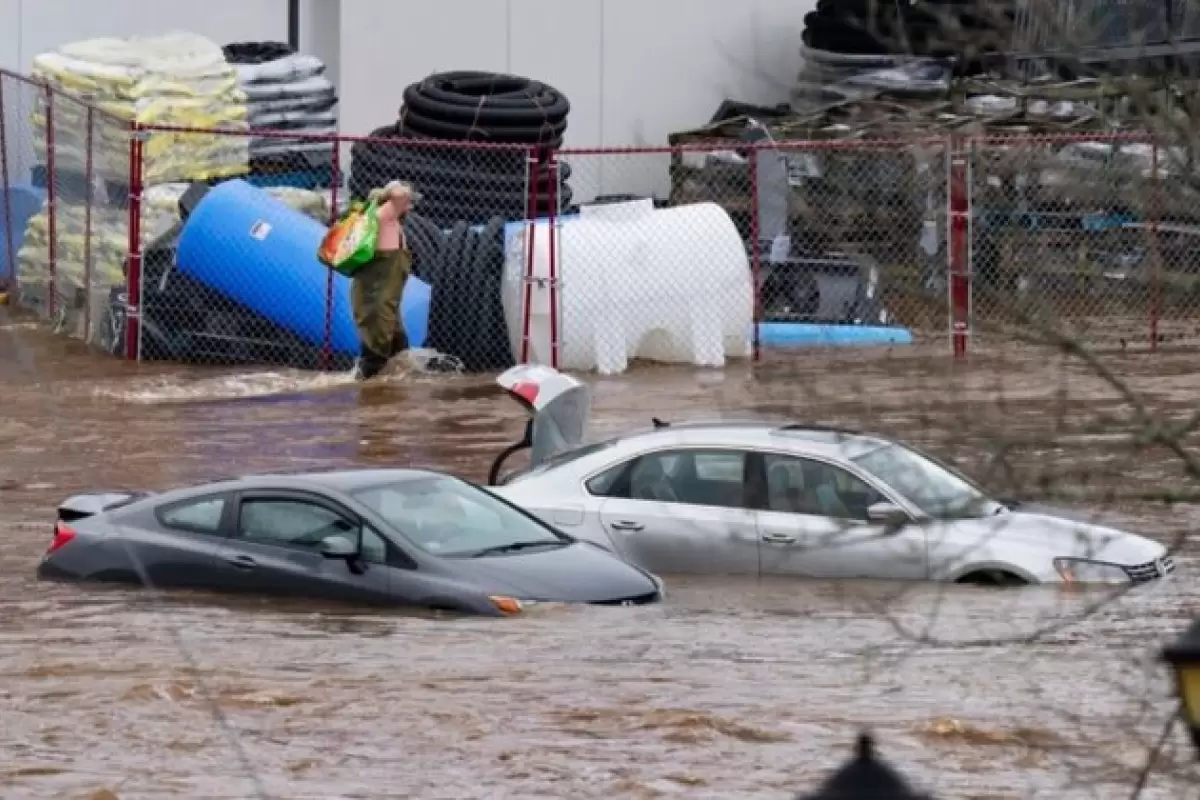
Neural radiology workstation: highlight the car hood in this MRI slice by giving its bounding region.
[968,505,1164,565]
[446,542,658,603]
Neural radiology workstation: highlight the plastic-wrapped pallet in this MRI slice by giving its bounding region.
[16,184,332,340]
[223,41,338,180]
[31,32,250,185]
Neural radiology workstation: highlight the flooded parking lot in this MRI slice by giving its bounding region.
[2,318,1199,798]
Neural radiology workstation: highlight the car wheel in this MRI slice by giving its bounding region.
[955,569,1028,586]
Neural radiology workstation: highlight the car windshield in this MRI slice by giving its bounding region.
[351,476,566,557]
[852,443,990,518]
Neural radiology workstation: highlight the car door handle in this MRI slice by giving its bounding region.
[761,532,798,544]
[225,555,258,570]
[609,521,644,532]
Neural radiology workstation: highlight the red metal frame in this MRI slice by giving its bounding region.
[0,74,14,293]
[546,151,560,370]
[82,106,94,340]
[519,153,542,365]
[748,141,762,362]
[1149,141,1161,352]
[43,84,57,318]
[125,123,144,361]
[948,138,970,359]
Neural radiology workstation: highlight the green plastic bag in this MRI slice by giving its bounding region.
[318,201,379,276]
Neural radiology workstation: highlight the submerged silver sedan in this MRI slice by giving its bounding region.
[487,365,1173,586]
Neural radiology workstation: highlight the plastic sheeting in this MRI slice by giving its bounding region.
[31,33,250,184]
[226,46,338,163]
[792,44,952,113]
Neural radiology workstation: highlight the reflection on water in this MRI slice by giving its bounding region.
[0,322,1197,797]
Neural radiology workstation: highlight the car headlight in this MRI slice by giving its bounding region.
[1052,558,1130,585]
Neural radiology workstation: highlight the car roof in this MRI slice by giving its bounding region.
[232,467,444,492]
[598,422,892,460]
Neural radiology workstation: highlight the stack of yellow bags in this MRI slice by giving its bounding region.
[31,32,251,185]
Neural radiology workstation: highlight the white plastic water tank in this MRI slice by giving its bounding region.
[502,199,752,375]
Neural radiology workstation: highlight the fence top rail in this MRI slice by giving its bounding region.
[134,126,1167,154]
[0,67,130,127]
[140,122,544,153]
[971,130,1157,145]
[559,136,951,156]
[559,132,1159,155]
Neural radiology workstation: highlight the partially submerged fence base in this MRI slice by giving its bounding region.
[0,68,1190,373]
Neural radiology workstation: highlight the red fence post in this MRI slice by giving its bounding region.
[947,135,970,358]
[1149,140,1161,352]
[0,74,14,294]
[82,105,94,342]
[748,139,761,363]
[322,137,340,370]
[546,147,560,370]
[519,148,543,365]
[124,122,144,361]
[43,83,57,318]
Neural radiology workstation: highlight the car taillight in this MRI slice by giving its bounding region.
[47,521,76,554]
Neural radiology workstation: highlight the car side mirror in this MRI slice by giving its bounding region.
[319,535,358,560]
[867,502,908,530]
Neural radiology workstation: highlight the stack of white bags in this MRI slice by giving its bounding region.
[31,32,250,185]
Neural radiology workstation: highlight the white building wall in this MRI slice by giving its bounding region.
[0,0,810,197]
[0,0,337,188]
[338,0,809,198]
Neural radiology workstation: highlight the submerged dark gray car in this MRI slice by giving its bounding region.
[37,468,663,615]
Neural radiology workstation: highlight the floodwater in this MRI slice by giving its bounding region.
[2,315,1199,799]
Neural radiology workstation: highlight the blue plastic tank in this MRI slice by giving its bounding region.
[176,180,430,356]
[756,322,914,348]
[0,185,46,283]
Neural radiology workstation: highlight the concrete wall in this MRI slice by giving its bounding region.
[0,0,338,73]
[339,0,809,197]
[0,0,338,190]
[0,0,810,197]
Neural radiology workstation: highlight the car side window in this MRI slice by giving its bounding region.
[236,499,386,562]
[157,497,226,534]
[626,449,748,509]
[764,454,882,521]
[585,462,626,497]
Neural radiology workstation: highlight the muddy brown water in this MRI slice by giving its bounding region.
[2,318,1199,798]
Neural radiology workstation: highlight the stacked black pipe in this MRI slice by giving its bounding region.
[803,0,1015,72]
[350,71,572,229]
[402,212,515,373]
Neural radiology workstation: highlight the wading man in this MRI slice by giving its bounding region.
[352,181,419,381]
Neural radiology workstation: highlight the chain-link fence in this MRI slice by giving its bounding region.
[772,138,950,339]
[1,70,132,350]
[966,132,1194,352]
[0,72,39,308]
[11,74,1200,370]
[119,126,342,368]
[345,133,544,372]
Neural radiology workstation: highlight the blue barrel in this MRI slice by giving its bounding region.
[176,179,429,355]
[0,185,46,283]
[756,322,914,348]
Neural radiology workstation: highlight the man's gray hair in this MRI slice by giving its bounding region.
[369,180,421,205]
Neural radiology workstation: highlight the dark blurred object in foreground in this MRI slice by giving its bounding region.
[798,733,933,799]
